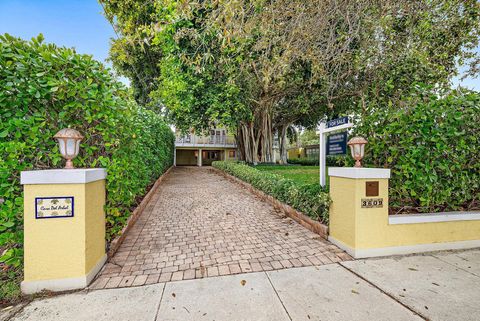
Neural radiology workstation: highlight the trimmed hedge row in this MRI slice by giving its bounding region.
[212,161,330,223]
[287,156,347,167]
[356,88,479,214]
[287,158,319,166]
[0,34,174,274]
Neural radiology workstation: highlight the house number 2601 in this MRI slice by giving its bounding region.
[361,198,383,208]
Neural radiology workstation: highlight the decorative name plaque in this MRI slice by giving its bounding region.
[35,197,74,219]
[361,198,383,208]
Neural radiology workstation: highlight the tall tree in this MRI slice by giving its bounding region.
[100,0,480,163]
[100,0,162,105]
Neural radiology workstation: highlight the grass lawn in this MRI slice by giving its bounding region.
[254,165,321,186]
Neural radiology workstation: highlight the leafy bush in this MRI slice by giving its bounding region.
[288,158,319,166]
[213,161,330,223]
[288,156,347,167]
[355,89,479,214]
[0,34,174,279]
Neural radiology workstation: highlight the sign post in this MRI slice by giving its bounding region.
[319,117,353,187]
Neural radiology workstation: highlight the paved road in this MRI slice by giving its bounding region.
[92,167,349,289]
[5,249,480,321]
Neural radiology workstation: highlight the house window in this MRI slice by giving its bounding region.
[208,151,218,159]
[229,150,236,158]
[306,148,319,158]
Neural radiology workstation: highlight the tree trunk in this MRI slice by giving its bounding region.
[234,129,245,161]
[234,121,258,164]
[278,123,289,164]
[250,122,259,164]
[258,101,273,163]
[234,97,275,164]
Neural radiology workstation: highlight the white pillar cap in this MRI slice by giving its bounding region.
[328,167,390,179]
[21,168,107,185]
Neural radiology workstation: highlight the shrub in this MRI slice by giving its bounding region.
[287,156,347,167]
[0,34,174,277]
[288,158,319,166]
[212,161,331,223]
[355,89,480,214]
[326,155,348,167]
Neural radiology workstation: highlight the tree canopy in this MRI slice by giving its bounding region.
[100,0,480,163]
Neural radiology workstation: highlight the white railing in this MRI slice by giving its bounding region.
[175,134,236,147]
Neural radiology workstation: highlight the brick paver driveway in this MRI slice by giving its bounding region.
[92,167,350,289]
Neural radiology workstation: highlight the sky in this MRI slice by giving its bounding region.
[0,0,122,77]
[0,0,478,91]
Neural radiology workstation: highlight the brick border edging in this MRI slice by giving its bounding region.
[107,166,174,257]
[210,167,329,239]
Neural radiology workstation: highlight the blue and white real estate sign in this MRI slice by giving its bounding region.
[319,116,353,186]
[327,132,347,155]
[326,116,349,129]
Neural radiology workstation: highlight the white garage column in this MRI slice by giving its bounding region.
[198,148,202,167]
[173,149,177,166]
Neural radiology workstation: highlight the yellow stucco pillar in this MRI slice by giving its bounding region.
[20,168,107,294]
[328,166,480,258]
[328,167,390,258]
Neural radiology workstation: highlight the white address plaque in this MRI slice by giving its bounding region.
[361,198,383,208]
[35,197,74,219]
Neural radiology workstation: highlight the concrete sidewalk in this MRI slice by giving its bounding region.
[4,249,479,321]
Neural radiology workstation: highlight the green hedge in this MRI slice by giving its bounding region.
[287,156,347,167]
[0,34,174,274]
[356,89,479,214]
[212,161,330,223]
[288,158,318,166]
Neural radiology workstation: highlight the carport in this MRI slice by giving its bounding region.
[175,149,197,166]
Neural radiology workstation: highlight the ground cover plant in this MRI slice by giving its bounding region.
[213,161,330,224]
[0,34,174,305]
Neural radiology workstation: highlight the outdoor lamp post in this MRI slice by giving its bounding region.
[54,128,83,169]
[347,136,368,168]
